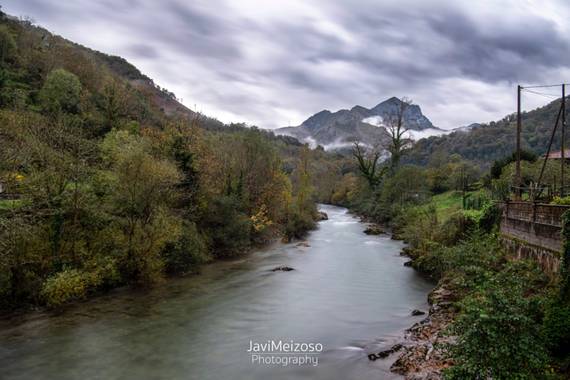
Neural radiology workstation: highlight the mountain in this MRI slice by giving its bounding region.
[0,12,246,133]
[404,98,570,167]
[275,97,441,150]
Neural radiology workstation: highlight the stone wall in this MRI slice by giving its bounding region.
[500,201,568,275]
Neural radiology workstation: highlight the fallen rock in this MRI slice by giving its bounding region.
[364,225,384,235]
[403,260,414,267]
[411,309,426,316]
[316,211,328,221]
[368,343,403,361]
[271,266,295,272]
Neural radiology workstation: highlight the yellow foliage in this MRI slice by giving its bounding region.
[251,204,273,232]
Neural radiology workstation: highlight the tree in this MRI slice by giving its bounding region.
[102,130,182,285]
[383,97,413,172]
[0,25,16,66]
[39,69,82,115]
[352,141,386,188]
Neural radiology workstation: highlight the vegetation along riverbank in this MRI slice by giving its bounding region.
[0,12,331,313]
[334,156,570,378]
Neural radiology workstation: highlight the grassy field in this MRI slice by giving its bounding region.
[428,190,488,221]
[430,191,464,220]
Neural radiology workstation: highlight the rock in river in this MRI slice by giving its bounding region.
[271,266,295,272]
[364,225,384,235]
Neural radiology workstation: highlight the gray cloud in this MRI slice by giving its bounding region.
[2,0,570,129]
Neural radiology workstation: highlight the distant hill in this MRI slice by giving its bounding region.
[404,98,570,167]
[275,97,443,150]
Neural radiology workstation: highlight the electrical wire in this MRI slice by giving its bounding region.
[521,88,560,99]
[521,83,570,89]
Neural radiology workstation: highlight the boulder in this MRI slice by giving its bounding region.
[271,266,295,272]
[368,343,403,361]
[364,225,384,235]
[411,309,426,316]
[316,211,328,221]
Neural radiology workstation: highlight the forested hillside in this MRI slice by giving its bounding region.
[405,97,570,166]
[0,11,346,310]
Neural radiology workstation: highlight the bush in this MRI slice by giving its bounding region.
[543,302,570,357]
[84,256,121,290]
[414,234,503,291]
[41,269,88,307]
[478,201,501,232]
[162,222,210,274]
[284,209,316,241]
[202,195,251,257]
[445,260,549,380]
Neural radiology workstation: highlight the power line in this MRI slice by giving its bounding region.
[521,88,560,99]
[521,83,570,89]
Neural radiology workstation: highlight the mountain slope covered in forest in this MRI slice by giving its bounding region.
[405,98,570,166]
[0,9,344,311]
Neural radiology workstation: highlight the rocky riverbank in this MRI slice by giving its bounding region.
[389,284,455,379]
[360,219,457,379]
[368,283,455,380]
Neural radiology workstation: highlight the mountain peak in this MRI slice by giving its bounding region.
[275,96,435,151]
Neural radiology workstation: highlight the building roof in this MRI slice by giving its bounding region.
[544,150,570,159]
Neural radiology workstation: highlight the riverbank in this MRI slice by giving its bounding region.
[358,217,453,380]
[389,283,455,379]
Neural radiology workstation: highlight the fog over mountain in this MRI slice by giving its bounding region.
[276,97,450,150]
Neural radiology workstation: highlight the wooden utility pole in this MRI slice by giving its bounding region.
[516,85,522,199]
[563,84,566,197]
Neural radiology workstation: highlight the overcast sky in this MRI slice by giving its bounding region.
[3,0,570,129]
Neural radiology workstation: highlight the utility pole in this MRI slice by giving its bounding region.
[516,85,522,199]
[563,84,566,197]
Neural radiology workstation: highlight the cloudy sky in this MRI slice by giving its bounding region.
[3,0,570,129]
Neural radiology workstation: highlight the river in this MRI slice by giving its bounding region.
[0,205,433,380]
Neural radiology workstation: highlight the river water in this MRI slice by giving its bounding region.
[0,205,433,380]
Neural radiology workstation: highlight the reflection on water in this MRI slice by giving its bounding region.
[0,205,433,380]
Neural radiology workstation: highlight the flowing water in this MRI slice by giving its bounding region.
[0,205,433,380]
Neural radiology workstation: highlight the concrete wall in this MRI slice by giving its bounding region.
[499,201,568,275]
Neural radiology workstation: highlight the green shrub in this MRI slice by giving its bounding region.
[415,234,503,292]
[162,222,210,274]
[84,256,121,290]
[284,209,316,241]
[551,196,570,206]
[41,269,88,307]
[445,260,549,380]
[543,302,570,357]
[478,201,501,232]
[202,195,251,257]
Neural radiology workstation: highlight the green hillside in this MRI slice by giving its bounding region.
[405,97,570,166]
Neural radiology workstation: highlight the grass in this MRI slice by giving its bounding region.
[430,191,464,221]
[0,199,22,210]
[428,190,489,221]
